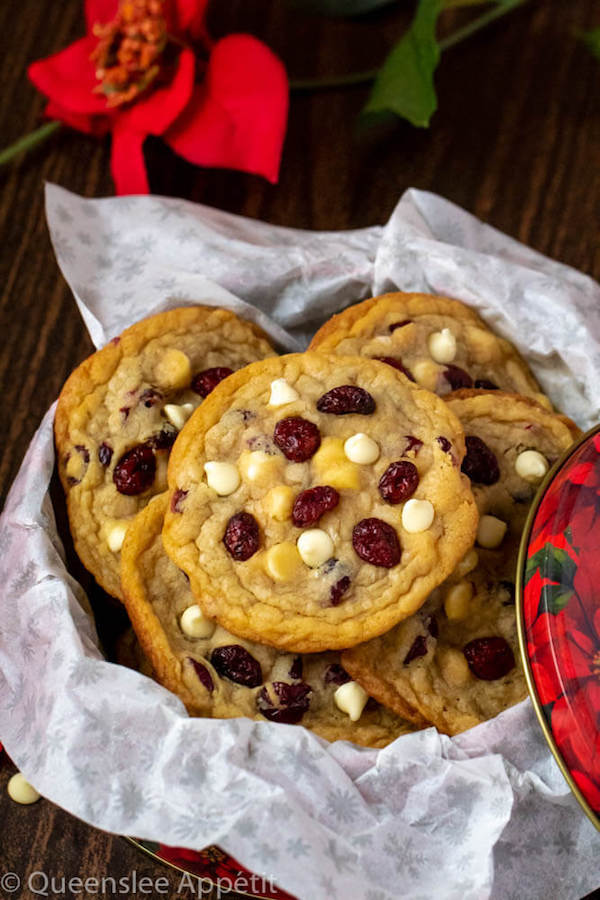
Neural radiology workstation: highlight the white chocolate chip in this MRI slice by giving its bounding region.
[163,402,194,430]
[297,529,334,568]
[334,681,369,722]
[264,485,295,521]
[344,433,380,465]
[7,773,40,805]
[204,461,240,496]
[312,437,360,490]
[263,542,303,582]
[155,348,192,390]
[428,328,457,364]
[515,449,549,483]
[238,450,283,487]
[476,514,507,549]
[444,581,474,621]
[402,498,435,533]
[106,520,129,553]
[269,378,300,407]
[439,648,471,686]
[412,359,439,391]
[180,604,216,639]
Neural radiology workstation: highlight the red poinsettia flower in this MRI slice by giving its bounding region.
[28,0,288,194]
[530,435,600,546]
[526,557,600,809]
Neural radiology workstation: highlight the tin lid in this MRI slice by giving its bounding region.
[518,426,600,829]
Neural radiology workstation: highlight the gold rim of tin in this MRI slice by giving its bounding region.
[516,422,600,833]
[126,837,276,900]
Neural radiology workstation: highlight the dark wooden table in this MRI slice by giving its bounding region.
[1,0,600,897]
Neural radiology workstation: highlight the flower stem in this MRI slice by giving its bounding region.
[0,120,62,167]
[289,0,530,91]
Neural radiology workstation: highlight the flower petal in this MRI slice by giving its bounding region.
[45,100,110,136]
[171,0,210,44]
[117,48,195,137]
[28,36,110,116]
[573,769,600,811]
[165,34,289,184]
[85,0,118,32]
[111,125,149,195]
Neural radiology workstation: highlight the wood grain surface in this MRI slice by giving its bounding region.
[1,0,600,897]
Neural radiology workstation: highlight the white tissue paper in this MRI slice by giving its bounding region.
[1,183,599,900]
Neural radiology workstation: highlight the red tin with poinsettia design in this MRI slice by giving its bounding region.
[517,425,600,829]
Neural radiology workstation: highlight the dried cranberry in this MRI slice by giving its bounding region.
[223,512,260,560]
[289,656,303,680]
[120,406,130,421]
[147,424,178,450]
[188,658,214,692]
[378,461,419,505]
[316,385,375,415]
[373,356,415,382]
[98,442,113,466]
[171,488,188,513]
[437,436,452,453]
[257,681,312,724]
[463,637,515,680]
[113,444,156,495]
[389,319,412,332]
[139,388,163,408]
[462,435,500,485]
[273,417,321,462]
[403,435,423,456]
[324,664,351,685]
[403,635,428,665]
[352,518,401,567]
[443,365,473,390]
[210,645,262,687]
[292,485,340,527]
[474,379,499,390]
[426,615,439,638]
[191,367,234,397]
[330,575,351,606]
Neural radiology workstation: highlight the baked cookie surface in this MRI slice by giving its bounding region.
[309,292,548,406]
[55,306,275,599]
[162,352,478,652]
[342,391,578,735]
[121,493,416,748]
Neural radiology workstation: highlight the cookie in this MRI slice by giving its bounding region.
[55,306,276,600]
[309,292,549,406]
[162,352,478,652]
[121,493,416,748]
[342,391,578,735]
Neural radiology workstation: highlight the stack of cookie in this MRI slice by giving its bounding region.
[55,294,578,746]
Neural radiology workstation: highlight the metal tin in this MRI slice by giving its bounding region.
[127,837,296,900]
[517,424,600,831]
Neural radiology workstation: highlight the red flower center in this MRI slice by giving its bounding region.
[90,0,168,107]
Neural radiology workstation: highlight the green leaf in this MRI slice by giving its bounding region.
[525,542,577,587]
[579,27,600,61]
[539,583,574,615]
[362,0,444,127]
